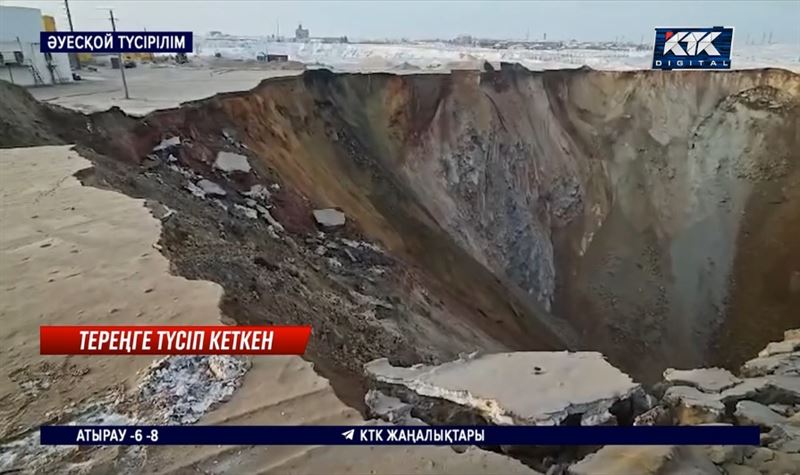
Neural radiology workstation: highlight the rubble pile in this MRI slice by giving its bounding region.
[364,329,800,474]
[148,133,291,238]
[650,329,800,430]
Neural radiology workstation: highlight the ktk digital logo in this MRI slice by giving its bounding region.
[652,27,733,70]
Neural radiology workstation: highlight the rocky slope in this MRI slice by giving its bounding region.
[1,66,798,389]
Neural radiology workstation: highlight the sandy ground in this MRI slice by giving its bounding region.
[0,145,223,440]
[28,64,302,116]
[0,145,535,473]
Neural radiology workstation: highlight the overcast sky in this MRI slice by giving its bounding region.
[2,0,799,43]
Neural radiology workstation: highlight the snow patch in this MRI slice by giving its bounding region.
[137,355,250,424]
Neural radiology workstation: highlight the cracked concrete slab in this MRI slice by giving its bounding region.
[735,401,788,429]
[663,368,741,393]
[214,151,251,173]
[366,352,642,426]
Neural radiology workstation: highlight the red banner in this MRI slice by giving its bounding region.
[40,325,311,355]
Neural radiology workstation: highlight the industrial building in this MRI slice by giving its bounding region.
[295,23,309,41]
[0,5,72,86]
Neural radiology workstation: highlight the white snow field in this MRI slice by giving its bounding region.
[196,35,800,72]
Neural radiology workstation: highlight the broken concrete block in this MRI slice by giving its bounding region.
[213,151,251,173]
[568,445,716,475]
[153,136,180,151]
[313,208,346,228]
[365,352,643,426]
[719,377,771,404]
[765,424,800,453]
[741,353,800,377]
[759,340,800,358]
[662,386,725,424]
[704,443,745,465]
[663,367,741,393]
[255,205,285,232]
[243,184,270,200]
[184,181,207,198]
[769,404,794,417]
[785,329,800,341]
[196,179,226,197]
[767,375,800,402]
[735,401,788,429]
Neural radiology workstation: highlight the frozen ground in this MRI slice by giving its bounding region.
[197,37,800,72]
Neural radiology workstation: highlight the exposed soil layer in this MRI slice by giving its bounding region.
[1,66,798,393]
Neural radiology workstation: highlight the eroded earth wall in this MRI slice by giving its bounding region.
[2,67,799,384]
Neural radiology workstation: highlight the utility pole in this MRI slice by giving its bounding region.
[108,9,130,99]
[64,0,75,30]
[63,0,81,70]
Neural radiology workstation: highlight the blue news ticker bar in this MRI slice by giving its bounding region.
[40,31,193,53]
[40,425,760,446]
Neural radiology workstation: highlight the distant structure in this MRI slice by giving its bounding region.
[320,36,348,44]
[0,5,73,86]
[295,23,309,41]
[267,54,288,62]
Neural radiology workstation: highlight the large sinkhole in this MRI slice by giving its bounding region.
[3,67,798,401]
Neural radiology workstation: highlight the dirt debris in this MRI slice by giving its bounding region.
[64,118,508,412]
